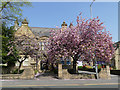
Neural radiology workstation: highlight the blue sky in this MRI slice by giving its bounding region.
[21,2,118,42]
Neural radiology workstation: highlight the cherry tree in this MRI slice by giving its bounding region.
[7,34,41,73]
[47,14,115,72]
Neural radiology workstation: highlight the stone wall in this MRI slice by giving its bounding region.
[58,64,95,79]
[0,66,35,80]
[58,64,111,79]
[62,69,95,79]
[1,66,15,74]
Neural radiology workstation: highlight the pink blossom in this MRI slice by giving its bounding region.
[47,15,115,63]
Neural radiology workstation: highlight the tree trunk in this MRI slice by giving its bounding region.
[51,63,54,71]
[17,60,24,74]
[18,61,23,74]
[17,55,27,74]
[73,59,77,73]
[73,55,78,73]
[46,59,49,70]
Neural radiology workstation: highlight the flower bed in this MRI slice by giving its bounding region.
[78,65,102,73]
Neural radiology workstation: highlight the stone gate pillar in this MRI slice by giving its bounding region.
[20,66,35,79]
[106,65,111,79]
[99,65,111,79]
[38,60,42,73]
[58,63,62,79]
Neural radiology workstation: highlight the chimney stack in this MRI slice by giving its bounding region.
[69,23,73,28]
[61,21,67,31]
[22,18,28,26]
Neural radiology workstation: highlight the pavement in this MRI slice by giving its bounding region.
[1,74,120,88]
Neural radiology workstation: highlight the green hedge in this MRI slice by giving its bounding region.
[97,65,102,69]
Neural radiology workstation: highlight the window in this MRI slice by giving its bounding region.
[60,57,64,65]
[66,57,71,65]
[40,42,45,50]
[60,57,71,65]
[41,42,44,50]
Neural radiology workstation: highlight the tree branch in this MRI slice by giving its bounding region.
[0,2,10,12]
[0,16,16,21]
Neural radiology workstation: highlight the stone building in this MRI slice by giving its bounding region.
[14,19,120,71]
[114,41,120,70]
[14,19,68,70]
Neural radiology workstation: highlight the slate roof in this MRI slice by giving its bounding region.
[30,27,58,37]
[113,41,120,50]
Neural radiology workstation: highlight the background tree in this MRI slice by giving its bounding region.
[0,0,31,24]
[7,35,41,73]
[1,1,32,72]
[47,14,115,72]
[2,23,18,67]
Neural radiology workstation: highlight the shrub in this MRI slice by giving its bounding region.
[78,66,83,69]
[35,70,38,74]
[78,65,93,70]
[85,65,93,69]
[97,64,102,69]
[12,69,24,74]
